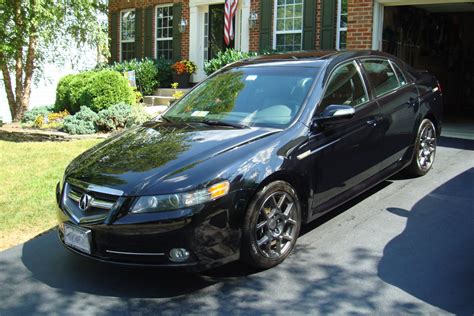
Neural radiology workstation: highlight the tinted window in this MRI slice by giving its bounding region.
[164,66,318,128]
[320,62,368,109]
[390,61,408,86]
[362,59,400,97]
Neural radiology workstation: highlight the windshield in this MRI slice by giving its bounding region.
[163,66,319,128]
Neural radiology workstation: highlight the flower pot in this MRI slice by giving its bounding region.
[172,73,191,88]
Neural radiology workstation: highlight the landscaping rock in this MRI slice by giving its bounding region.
[0,124,109,142]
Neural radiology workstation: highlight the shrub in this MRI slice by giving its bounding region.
[99,57,175,92]
[133,88,143,104]
[54,75,75,112]
[22,105,54,123]
[54,70,135,114]
[63,106,99,135]
[155,58,173,88]
[33,115,44,128]
[96,103,152,132]
[204,49,258,75]
[96,103,132,132]
[79,70,136,112]
[103,58,159,95]
[54,72,96,113]
[47,109,70,122]
[126,104,153,128]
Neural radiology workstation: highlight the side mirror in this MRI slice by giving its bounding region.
[313,104,355,126]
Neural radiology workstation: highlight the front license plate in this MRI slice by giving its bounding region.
[64,224,92,254]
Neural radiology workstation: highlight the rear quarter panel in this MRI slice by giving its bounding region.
[415,71,443,137]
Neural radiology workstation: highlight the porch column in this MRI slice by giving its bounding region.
[239,0,251,52]
[189,4,201,82]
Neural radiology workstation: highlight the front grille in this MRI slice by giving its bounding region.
[67,186,115,210]
[62,179,123,224]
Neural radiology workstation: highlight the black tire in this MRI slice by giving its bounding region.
[241,181,301,269]
[405,118,437,177]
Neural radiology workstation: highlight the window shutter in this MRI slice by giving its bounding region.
[172,3,182,61]
[259,0,272,52]
[320,0,336,49]
[144,6,154,58]
[135,8,143,59]
[110,12,118,63]
[302,0,316,50]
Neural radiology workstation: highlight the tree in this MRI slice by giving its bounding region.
[0,0,108,121]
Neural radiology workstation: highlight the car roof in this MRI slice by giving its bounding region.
[233,50,398,68]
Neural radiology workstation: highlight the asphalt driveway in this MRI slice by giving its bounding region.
[1,136,473,315]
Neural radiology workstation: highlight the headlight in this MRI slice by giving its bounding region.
[130,181,230,214]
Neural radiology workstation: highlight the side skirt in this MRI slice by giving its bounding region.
[306,160,410,224]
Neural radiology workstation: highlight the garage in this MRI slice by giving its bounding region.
[373,0,474,135]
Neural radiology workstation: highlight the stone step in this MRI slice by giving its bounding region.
[143,95,175,106]
[153,88,189,97]
[143,105,168,116]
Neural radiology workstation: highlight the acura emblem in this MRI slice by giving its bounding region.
[79,194,93,211]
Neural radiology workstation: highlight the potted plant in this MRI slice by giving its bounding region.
[171,60,197,88]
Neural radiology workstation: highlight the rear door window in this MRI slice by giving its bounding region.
[361,59,400,98]
[390,61,408,86]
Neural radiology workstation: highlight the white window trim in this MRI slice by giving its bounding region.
[336,0,347,50]
[120,8,136,62]
[155,4,174,59]
[202,10,209,65]
[272,0,304,51]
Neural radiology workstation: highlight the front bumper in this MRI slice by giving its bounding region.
[56,190,248,271]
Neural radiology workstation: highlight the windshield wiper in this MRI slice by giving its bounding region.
[200,119,249,129]
[160,115,173,123]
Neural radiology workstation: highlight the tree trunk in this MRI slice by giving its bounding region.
[0,61,17,120]
[21,33,38,120]
[12,0,25,122]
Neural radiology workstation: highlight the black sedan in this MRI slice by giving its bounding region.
[56,51,442,271]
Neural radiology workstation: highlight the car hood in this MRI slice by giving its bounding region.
[66,121,279,196]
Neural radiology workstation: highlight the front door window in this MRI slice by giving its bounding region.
[320,62,368,110]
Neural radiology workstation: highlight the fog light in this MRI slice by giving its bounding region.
[169,248,190,262]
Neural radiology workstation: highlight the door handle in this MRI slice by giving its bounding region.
[407,97,418,107]
[366,119,378,127]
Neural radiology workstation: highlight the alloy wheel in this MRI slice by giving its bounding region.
[417,121,436,172]
[254,191,298,259]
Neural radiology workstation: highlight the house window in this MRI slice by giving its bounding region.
[120,9,135,61]
[274,0,304,52]
[156,5,173,60]
[336,0,348,50]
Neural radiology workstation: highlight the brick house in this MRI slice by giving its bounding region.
[108,0,474,118]
[109,0,355,81]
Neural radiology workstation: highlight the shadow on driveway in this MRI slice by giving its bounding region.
[378,168,474,315]
[18,231,217,298]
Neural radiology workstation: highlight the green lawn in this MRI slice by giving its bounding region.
[0,139,102,250]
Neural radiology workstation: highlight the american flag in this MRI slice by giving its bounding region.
[224,0,238,46]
